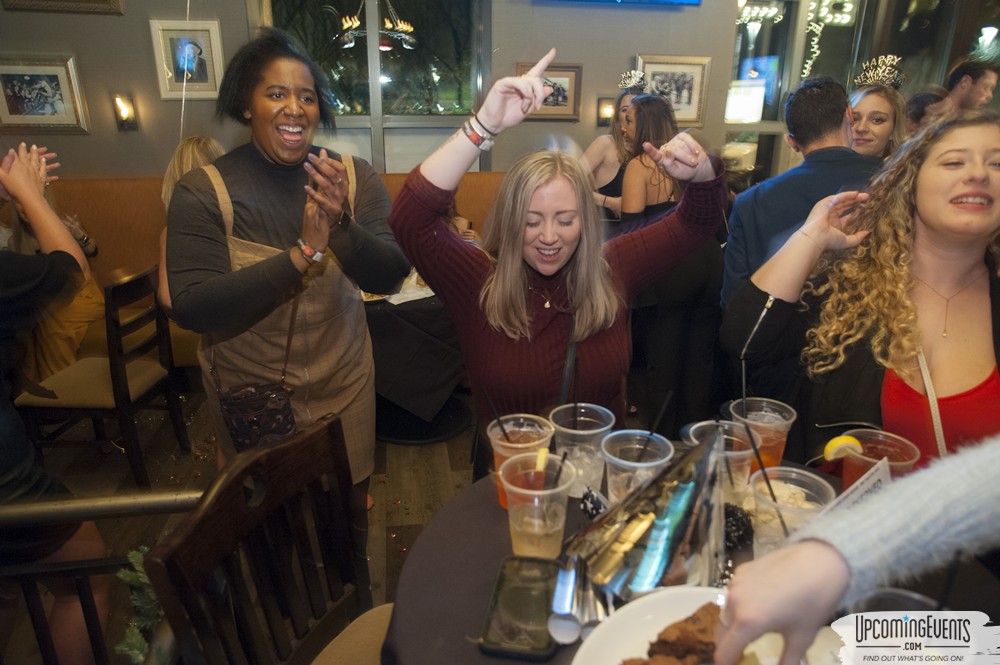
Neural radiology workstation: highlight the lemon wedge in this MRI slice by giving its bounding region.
[823,435,863,460]
[534,447,549,471]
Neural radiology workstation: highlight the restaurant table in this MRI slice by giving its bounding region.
[381,476,591,665]
[364,295,463,422]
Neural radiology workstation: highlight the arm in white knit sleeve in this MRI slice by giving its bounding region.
[793,438,1000,608]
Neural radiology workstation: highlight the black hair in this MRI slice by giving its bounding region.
[905,89,946,126]
[216,27,334,128]
[783,76,848,147]
[945,59,1000,92]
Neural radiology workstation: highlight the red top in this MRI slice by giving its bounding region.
[881,367,1000,469]
[389,165,725,430]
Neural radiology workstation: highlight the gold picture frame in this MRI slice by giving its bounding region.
[515,62,582,121]
[637,55,711,127]
[0,54,91,134]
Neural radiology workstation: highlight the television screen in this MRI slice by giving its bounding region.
[738,55,780,107]
[725,80,766,123]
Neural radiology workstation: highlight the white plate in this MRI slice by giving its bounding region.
[571,586,842,665]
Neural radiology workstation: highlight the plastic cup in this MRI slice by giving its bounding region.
[487,414,555,509]
[548,404,615,498]
[600,430,674,505]
[498,452,577,559]
[840,428,921,489]
[729,398,797,473]
[684,420,755,503]
[750,466,835,558]
[850,587,940,612]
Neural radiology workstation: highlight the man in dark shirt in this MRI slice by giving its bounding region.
[721,77,882,309]
[945,58,999,111]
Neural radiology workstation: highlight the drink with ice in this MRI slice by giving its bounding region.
[488,415,555,509]
[499,452,577,559]
[548,404,615,498]
[840,428,920,488]
[729,398,797,472]
[749,467,834,557]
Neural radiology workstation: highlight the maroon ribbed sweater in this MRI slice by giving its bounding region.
[389,164,725,430]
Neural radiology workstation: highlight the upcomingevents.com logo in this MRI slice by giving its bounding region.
[831,611,1000,664]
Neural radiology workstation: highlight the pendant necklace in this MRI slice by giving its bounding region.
[911,268,988,338]
[527,282,563,309]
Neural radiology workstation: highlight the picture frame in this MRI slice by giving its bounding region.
[515,62,582,121]
[1,0,123,14]
[149,19,225,100]
[0,54,91,134]
[636,55,711,127]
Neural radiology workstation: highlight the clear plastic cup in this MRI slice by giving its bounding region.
[548,404,615,498]
[499,452,577,559]
[840,428,921,489]
[750,466,835,558]
[729,398,797,472]
[600,430,674,505]
[487,414,555,509]
[684,420,755,503]
[850,587,940,612]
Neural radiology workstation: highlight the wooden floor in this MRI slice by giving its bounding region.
[3,386,478,664]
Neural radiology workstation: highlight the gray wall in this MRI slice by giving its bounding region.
[0,0,737,176]
[491,0,738,169]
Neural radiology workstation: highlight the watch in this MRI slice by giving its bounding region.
[296,238,325,263]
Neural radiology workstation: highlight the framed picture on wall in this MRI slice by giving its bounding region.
[637,55,711,127]
[1,0,123,14]
[0,55,91,134]
[149,19,225,100]
[515,62,582,121]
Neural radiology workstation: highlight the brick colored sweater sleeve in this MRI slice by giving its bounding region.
[792,438,1000,608]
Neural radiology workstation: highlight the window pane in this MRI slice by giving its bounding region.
[272,0,372,115]
[732,2,797,123]
[379,0,474,115]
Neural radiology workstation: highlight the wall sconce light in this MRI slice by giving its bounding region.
[113,94,138,131]
[597,97,615,127]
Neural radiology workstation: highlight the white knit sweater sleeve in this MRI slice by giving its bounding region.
[791,439,1000,608]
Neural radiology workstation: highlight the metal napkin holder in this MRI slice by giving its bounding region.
[548,438,725,644]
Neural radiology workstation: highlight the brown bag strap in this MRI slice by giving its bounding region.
[202,164,298,393]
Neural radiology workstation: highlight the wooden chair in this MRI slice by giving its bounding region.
[144,415,386,665]
[15,265,191,487]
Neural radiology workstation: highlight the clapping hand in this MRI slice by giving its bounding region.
[0,143,47,205]
[475,48,557,135]
[642,130,715,183]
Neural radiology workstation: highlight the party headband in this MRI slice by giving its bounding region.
[854,55,905,89]
[619,70,647,91]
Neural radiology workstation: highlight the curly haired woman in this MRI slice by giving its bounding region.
[722,110,1000,467]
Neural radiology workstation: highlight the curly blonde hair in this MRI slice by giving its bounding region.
[802,110,1000,379]
[479,150,620,341]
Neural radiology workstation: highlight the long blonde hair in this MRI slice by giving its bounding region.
[479,151,620,341]
[802,110,1000,379]
[162,135,225,208]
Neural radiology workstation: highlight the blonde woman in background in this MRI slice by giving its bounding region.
[850,85,907,159]
[158,135,225,313]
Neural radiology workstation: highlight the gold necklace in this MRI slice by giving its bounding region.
[911,268,988,338]
[527,283,563,309]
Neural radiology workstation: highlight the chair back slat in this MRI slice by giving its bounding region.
[145,416,365,664]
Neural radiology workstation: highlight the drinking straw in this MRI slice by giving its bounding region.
[551,450,570,489]
[639,390,674,461]
[936,552,962,610]
[572,356,580,429]
[483,389,511,442]
[739,419,790,538]
[715,418,734,489]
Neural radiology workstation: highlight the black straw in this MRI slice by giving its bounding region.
[640,390,674,461]
[551,450,570,489]
[572,356,580,429]
[483,390,511,442]
[740,419,790,538]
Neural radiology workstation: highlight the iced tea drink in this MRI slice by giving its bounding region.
[840,429,920,488]
[487,415,555,509]
[729,398,797,473]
